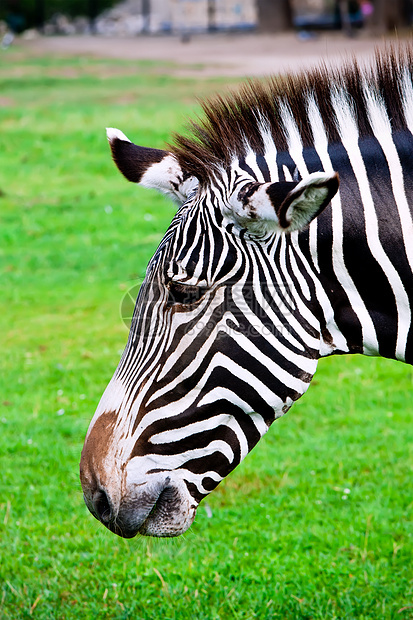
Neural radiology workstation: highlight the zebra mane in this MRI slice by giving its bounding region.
[171,45,413,184]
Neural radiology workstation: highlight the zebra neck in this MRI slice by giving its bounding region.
[298,136,413,365]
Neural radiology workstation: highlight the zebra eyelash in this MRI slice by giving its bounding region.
[166,280,208,307]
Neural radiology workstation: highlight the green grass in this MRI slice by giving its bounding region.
[1,47,413,620]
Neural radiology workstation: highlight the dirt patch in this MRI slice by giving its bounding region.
[0,97,15,107]
[12,31,403,78]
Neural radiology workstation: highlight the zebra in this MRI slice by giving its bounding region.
[80,46,413,538]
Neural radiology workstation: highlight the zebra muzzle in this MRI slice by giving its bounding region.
[83,474,196,538]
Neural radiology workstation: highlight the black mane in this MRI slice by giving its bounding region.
[171,44,413,184]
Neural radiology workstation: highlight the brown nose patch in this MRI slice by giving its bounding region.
[80,410,119,490]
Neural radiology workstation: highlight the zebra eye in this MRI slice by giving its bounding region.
[167,281,207,306]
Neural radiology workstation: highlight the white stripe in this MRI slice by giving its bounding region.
[279,102,309,178]
[150,413,248,464]
[133,352,285,441]
[400,67,413,135]
[289,232,349,354]
[332,86,410,360]
[363,81,413,275]
[245,148,266,182]
[134,440,235,471]
[89,377,127,435]
[287,242,311,300]
[257,115,280,181]
[250,412,270,434]
[198,391,270,436]
[229,329,316,392]
[198,388,256,414]
[280,102,319,272]
[246,245,324,363]
[211,216,231,281]
[173,468,223,494]
[154,299,227,387]
[277,234,320,335]
[283,165,293,182]
[307,93,378,355]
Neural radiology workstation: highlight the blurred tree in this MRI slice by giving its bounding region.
[34,0,44,28]
[256,0,293,32]
[3,0,27,32]
[0,0,117,28]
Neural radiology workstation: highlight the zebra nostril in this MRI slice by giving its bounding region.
[93,489,112,524]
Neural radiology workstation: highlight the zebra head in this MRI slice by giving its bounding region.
[80,127,339,538]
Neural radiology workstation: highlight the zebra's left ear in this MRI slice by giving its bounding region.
[106,128,199,204]
[230,172,339,233]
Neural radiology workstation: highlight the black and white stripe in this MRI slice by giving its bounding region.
[80,47,413,537]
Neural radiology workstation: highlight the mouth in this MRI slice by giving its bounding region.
[138,485,195,537]
[138,487,172,532]
[85,479,197,539]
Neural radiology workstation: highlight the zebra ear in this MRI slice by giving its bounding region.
[106,128,198,204]
[274,172,339,232]
[230,172,339,233]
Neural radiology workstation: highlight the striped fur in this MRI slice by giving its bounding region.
[80,45,413,538]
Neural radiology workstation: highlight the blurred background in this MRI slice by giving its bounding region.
[1,0,412,39]
[1,0,413,618]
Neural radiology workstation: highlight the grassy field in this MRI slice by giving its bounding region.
[0,46,413,620]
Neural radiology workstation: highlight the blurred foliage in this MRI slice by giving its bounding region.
[1,0,118,29]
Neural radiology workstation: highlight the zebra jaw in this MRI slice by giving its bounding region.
[229,171,339,234]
